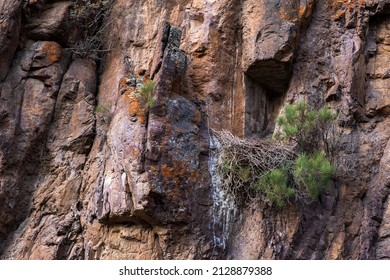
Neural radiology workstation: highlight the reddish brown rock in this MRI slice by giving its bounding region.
[0,39,70,252]
[0,0,390,260]
[0,0,22,80]
[24,2,72,42]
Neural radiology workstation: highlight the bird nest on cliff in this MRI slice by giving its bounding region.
[212,130,296,205]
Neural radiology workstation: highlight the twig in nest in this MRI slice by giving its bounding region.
[213,130,296,205]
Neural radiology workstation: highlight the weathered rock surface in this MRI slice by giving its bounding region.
[24,1,72,43]
[0,0,21,80]
[0,0,389,260]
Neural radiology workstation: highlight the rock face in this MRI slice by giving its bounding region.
[0,0,389,260]
[0,0,21,81]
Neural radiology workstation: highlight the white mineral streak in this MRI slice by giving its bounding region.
[209,134,237,252]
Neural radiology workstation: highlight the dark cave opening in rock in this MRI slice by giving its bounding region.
[243,74,285,138]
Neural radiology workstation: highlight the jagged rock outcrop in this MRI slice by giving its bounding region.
[0,0,389,260]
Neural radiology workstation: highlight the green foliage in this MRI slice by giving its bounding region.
[221,159,251,184]
[137,81,156,109]
[221,159,233,174]
[276,101,337,199]
[95,104,109,113]
[318,106,337,122]
[293,152,335,198]
[276,100,337,154]
[215,101,338,208]
[238,166,251,182]
[254,165,295,207]
[277,102,304,137]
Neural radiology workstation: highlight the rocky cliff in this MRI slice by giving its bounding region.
[0,0,389,259]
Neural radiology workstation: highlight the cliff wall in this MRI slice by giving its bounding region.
[0,0,389,259]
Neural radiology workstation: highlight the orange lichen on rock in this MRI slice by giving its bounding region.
[329,0,366,21]
[280,0,299,22]
[119,72,153,125]
[128,146,141,158]
[280,0,315,27]
[142,75,151,84]
[298,6,306,17]
[118,74,130,94]
[41,41,61,64]
[137,107,148,125]
[124,89,148,124]
[159,161,200,203]
[299,1,315,18]
[160,162,200,186]
[160,164,176,182]
[125,89,140,117]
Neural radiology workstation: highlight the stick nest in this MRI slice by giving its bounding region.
[213,130,296,205]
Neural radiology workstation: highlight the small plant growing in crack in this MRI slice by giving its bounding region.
[137,80,156,110]
[95,103,111,126]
